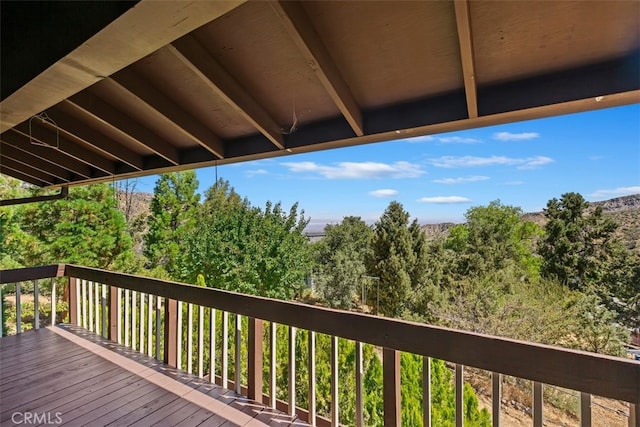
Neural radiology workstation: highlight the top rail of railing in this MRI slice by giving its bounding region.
[1,264,639,404]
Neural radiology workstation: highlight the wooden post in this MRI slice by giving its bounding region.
[580,392,591,427]
[356,341,364,427]
[61,277,70,323]
[630,403,639,427]
[288,325,296,416]
[34,280,39,330]
[492,372,502,427]
[455,364,464,427]
[164,298,178,368]
[308,331,317,426]
[247,317,263,401]
[533,382,543,427]
[331,336,339,426]
[108,286,118,341]
[383,348,401,427]
[423,357,431,427]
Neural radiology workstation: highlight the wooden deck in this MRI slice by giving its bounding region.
[0,325,308,427]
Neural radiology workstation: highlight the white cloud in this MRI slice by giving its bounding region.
[406,135,436,144]
[281,161,424,179]
[438,136,482,144]
[589,186,640,199]
[369,189,398,198]
[433,176,489,184]
[493,132,540,141]
[427,155,553,170]
[417,196,472,204]
[245,169,268,178]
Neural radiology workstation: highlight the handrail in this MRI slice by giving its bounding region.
[2,264,640,405]
[0,264,66,283]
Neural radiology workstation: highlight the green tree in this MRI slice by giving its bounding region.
[367,202,416,317]
[314,216,373,309]
[177,180,311,299]
[144,171,200,276]
[540,192,618,289]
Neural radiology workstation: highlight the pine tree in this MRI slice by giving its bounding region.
[144,171,200,275]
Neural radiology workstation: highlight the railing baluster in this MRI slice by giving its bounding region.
[50,278,56,326]
[147,295,153,357]
[198,305,204,377]
[101,284,107,337]
[81,280,87,330]
[355,341,363,427]
[270,321,277,408]
[74,278,80,326]
[308,331,316,426]
[492,372,502,427]
[124,289,130,347]
[533,382,543,427]
[155,296,162,360]
[15,282,21,334]
[423,357,431,427]
[88,280,94,332]
[164,298,178,367]
[222,311,229,389]
[580,392,591,427]
[117,288,122,344]
[34,280,39,330]
[331,335,339,426]
[187,303,193,374]
[235,314,242,394]
[210,308,216,383]
[630,403,639,427]
[455,364,463,427]
[131,290,137,351]
[94,282,99,333]
[288,325,296,416]
[248,318,263,402]
[139,293,145,354]
[383,348,400,427]
[177,301,183,369]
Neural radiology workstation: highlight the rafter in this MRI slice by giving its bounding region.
[1,132,92,179]
[11,125,116,175]
[0,166,46,187]
[0,158,57,186]
[453,0,478,119]
[45,105,145,171]
[0,143,72,182]
[270,1,363,136]
[169,37,285,150]
[108,72,225,158]
[66,93,180,165]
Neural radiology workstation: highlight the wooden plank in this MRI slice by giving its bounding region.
[177,300,183,368]
[67,92,180,165]
[383,348,400,427]
[168,39,285,150]
[164,298,178,368]
[331,336,339,425]
[222,311,229,389]
[456,364,463,427]
[0,0,248,132]
[270,321,277,408]
[424,357,431,427]
[308,331,317,426]
[148,294,154,357]
[248,318,264,401]
[0,166,46,187]
[88,278,94,332]
[288,325,296,416]
[64,263,640,403]
[140,292,146,353]
[108,73,225,158]
[235,314,242,394]
[46,105,145,170]
[199,305,205,376]
[453,0,478,119]
[630,403,639,427]
[187,302,193,373]
[533,382,543,427]
[580,392,591,427]
[0,143,72,181]
[355,341,363,427]
[210,308,217,383]
[1,158,57,185]
[34,280,40,330]
[270,1,363,136]
[493,372,502,427]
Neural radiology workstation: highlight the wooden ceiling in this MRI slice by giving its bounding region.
[1,0,639,188]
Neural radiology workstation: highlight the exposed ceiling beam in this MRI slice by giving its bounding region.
[47,104,145,171]
[0,143,72,182]
[1,158,57,186]
[270,1,363,136]
[169,38,286,150]
[67,92,180,165]
[11,125,116,175]
[1,131,93,179]
[453,0,478,119]
[0,0,248,132]
[107,72,225,158]
[0,167,46,188]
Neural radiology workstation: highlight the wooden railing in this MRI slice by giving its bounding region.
[1,264,639,427]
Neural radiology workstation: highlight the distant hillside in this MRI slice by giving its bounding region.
[422,194,640,253]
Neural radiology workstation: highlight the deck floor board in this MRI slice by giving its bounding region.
[0,325,308,427]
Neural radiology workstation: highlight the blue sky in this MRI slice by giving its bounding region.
[132,104,640,230]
